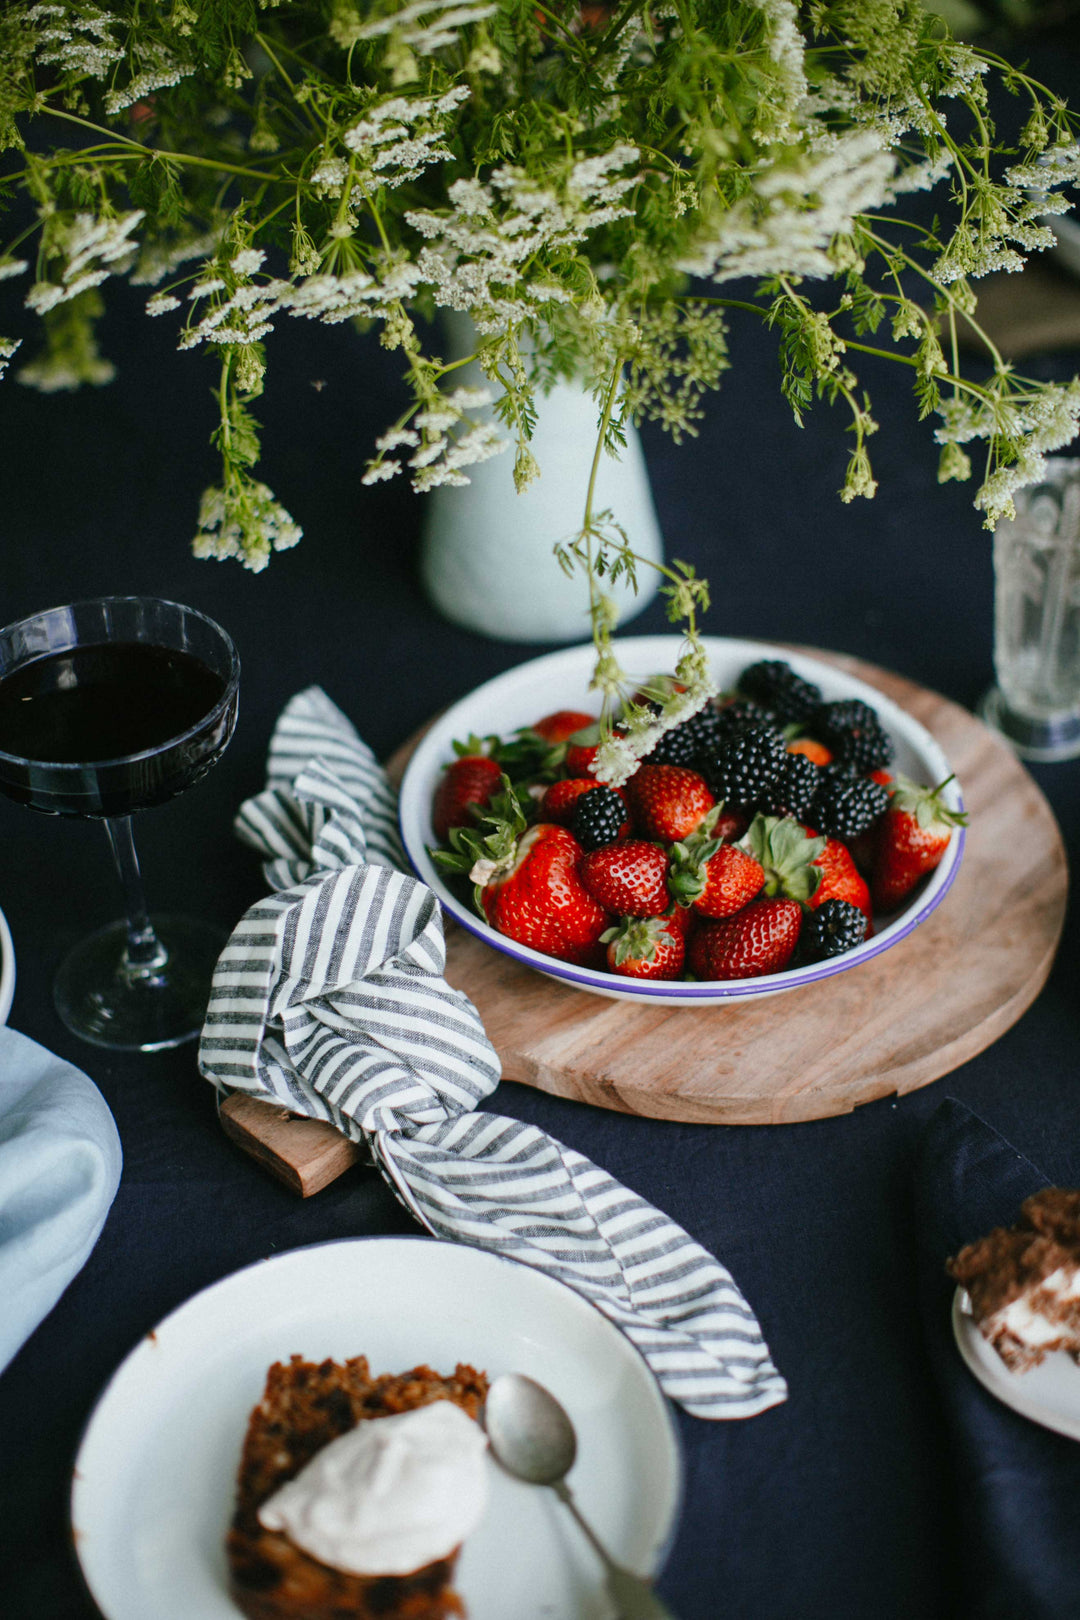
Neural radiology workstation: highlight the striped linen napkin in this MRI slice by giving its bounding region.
[198,687,787,1420]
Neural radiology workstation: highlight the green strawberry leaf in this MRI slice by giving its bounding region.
[739,813,825,904]
[888,773,968,832]
[667,803,727,905]
[431,776,529,918]
[601,915,676,966]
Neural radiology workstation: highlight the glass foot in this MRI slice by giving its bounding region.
[977,685,1080,763]
[53,914,227,1051]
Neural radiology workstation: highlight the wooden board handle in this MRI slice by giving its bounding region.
[219,1093,367,1197]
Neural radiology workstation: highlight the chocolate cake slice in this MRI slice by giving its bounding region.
[227,1356,488,1620]
[948,1188,1080,1373]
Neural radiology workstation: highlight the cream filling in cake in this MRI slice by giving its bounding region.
[990,1293,1075,1347]
[258,1399,489,1576]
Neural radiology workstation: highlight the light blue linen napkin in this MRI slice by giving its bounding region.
[0,1026,122,1374]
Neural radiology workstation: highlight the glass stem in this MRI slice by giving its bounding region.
[104,816,168,979]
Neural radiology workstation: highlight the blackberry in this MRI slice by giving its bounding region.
[714,698,778,740]
[759,751,823,820]
[700,725,788,807]
[813,699,894,774]
[571,786,627,851]
[737,660,822,728]
[800,899,868,962]
[813,767,890,840]
[649,703,724,766]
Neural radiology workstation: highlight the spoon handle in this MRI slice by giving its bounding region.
[552,1482,680,1620]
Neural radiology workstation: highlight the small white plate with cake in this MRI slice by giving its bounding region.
[71,1235,683,1620]
[952,1293,1080,1442]
[949,1188,1080,1442]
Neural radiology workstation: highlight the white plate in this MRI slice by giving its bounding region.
[398,634,965,1005]
[0,902,14,1026]
[71,1237,683,1620]
[952,1288,1080,1442]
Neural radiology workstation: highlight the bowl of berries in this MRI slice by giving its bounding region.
[398,637,966,1005]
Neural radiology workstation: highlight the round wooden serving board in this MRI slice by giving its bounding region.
[388,650,1069,1125]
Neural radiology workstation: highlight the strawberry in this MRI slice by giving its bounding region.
[667,806,764,919]
[432,781,610,964]
[787,737,833,768]
[540,777,608,826]
[624,764,715,843]
[479,823,611,964]
[871,775,966,912]
[532,709,596,744]
[603,916,685,980]
[565,725,602,776]
[689,898,803,980]
[807,835,871,919]
[432,753,503,841]
[659,900,694,939]
[581,839,670,917]
[741,812,871,918]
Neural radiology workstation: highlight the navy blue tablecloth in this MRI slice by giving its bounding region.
[3,42,1080,1616]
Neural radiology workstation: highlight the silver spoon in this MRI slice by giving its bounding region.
[482,1373,679,1620]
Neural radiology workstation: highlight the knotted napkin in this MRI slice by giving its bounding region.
[199,687,787,1420]
[0,1026,122,1373]
[914,1098,1080,1618]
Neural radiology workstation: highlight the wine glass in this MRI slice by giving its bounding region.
[0,597,240,1050]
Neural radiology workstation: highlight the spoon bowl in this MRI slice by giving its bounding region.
[483,1371,577,1486]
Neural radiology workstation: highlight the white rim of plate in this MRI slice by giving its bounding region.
[0,903,14,1026]
[70,1234,686,1617]
[398,635,965,1002]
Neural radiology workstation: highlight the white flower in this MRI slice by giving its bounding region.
[102,43,194,113]
[0,260,28,283]
[130,230,224,288]
[230,249,266,277]
[361,459,402,484]
[17,350,115,392]
[0,338,22,379]
[679,130,895,283]
[376,427,421,452]
[1007,146,1080,189]
[311,158,349,198]
[192,481,302,572]
[591,731,642,790]
[25,210,145,315]
[33,4,126,79]
[342,0,497,55]
[145,293,181,316]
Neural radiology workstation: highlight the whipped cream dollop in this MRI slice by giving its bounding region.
[258,1399,489,1576]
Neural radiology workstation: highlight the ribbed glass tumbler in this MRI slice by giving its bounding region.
[979,456,1080,761]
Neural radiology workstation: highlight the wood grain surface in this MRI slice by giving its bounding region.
[388,648,1070,1126]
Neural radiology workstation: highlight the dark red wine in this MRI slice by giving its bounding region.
[0,641,235,817]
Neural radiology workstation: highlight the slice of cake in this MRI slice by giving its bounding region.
[227,1356,489,1620]
[947,1188,1080,1373]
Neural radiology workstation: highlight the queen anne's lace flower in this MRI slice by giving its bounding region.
[26,212,144,315]
[6,0,1080,629]
[192,481,303,572]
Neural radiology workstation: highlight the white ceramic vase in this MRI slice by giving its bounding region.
[418,324,664,644]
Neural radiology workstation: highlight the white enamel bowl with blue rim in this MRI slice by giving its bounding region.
[0,903,14,1026]
[398,636,966,1006]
